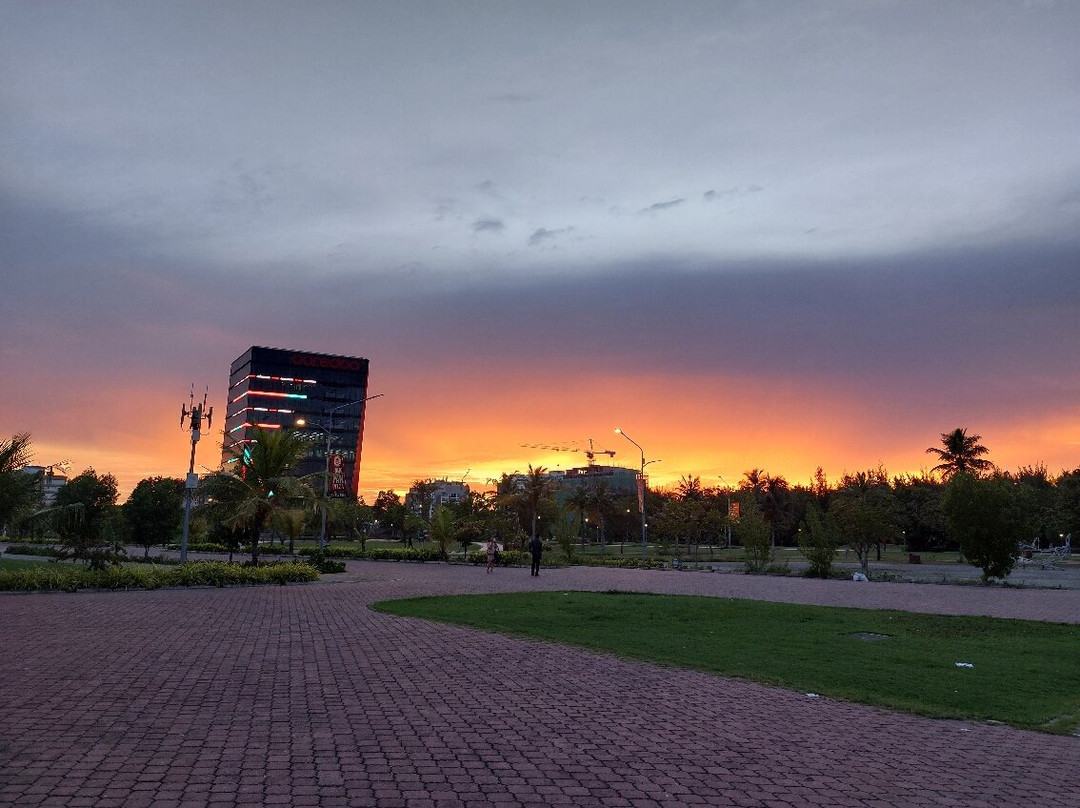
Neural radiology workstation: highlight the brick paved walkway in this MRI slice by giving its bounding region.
[1,562,1077,807]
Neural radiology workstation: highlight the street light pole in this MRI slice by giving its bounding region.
[614,428,649,560]
[316,394,383,551]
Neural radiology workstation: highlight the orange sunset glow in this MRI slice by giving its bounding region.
[3,3,1078,506]
[12,362,1079,504]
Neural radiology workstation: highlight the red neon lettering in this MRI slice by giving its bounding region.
[290,354,362,371]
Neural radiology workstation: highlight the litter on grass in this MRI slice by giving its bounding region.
[955,662,975,668]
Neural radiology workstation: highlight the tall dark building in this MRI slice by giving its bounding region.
[223,346,371,498]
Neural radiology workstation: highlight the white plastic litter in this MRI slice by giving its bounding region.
[955,662,974,668]
[852,572,868,582]
[806,693,820,699]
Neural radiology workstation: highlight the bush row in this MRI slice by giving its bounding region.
[364,546,446,562]
[2,544,64,558]
[0,561,320,593]
[464,549,528,566]
[574,556,667,570]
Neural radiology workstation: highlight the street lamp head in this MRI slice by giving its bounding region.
[295,417,307,427]
[614,427,622,435]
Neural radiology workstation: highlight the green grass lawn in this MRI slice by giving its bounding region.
[372,591,1080,734]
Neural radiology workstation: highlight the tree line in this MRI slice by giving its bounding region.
[3,427,1077,581]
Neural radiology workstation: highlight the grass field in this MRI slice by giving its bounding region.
[372,591,1080,734]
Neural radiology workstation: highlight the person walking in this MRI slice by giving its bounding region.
[486,535,498,574]
[529,534,543,577]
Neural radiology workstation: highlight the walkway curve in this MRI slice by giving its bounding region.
[1,561,1077,807]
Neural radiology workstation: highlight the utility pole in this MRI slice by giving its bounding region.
[179,387,213,564]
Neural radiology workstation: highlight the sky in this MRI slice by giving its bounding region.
[2,0,1079,502]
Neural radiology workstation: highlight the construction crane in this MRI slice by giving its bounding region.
[520,438,615,466]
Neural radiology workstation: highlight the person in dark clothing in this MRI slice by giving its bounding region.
[529,535,543,576]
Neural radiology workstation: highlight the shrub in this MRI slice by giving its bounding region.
[736,508,773,573]
[576,556,666,570]
[941,474,1021,583]
[307,544,366,559]
[798,504,840,578]
[0,560,320,592]
[465,549,527,566]
[176,542,228,553]
[303,550,347,573]
[2,544,64,558]
[365,546,444,562]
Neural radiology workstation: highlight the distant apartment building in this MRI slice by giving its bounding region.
[557,465,639,498]
[223,346,371,498]
[501,465,640,500]
[19,466,68,506]
[406,480,470,517]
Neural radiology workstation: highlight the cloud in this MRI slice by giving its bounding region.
[704,186,764,201]
[487,93,541,104]
[528,227,575,247]
[640,199,685,213]
[472,218,505,234]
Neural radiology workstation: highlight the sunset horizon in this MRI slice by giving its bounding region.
[4,3,1077,505]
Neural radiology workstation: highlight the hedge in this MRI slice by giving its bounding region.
[0,561,320,593]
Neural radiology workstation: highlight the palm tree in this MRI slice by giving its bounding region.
[677,475,704,501]
[428,506,457,560]
[522,464,554,547]
[200,427,315,563]
[926,428,994,480]
[270,508,308,557]
[0,433,39,533]
[586,481,614,552]
[566,486,592,547]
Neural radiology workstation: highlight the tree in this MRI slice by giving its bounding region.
[1001,465,1056,547]
[798,502,840,578]
[270,508,308,556]
[522,465,554,548]
[830,469,897,577]
[548,503,578,561]
[328,497,374,551]
[926,428,994,480]
[736,506,772,572]
[585,481,616,552]
[55,468,122,567]
[408,479,440,520]
[428,506,457,560]
[123,476,185,558]
[676,475,704,501]
[941,473,1021,583]
[199,427,315,563]
[372,490,406,539]
[892,473,946,551]
[0,433,41,534]
[566,486,592,547]
[740,469,793,545]
[1055,468,1080,545]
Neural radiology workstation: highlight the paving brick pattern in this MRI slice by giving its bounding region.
[1,562,1078,807]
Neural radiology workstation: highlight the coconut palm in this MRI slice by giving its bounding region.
[586,481,614,551]
[0,433,39,533]
[200,427,315,563]
[428,505,458,560]
[926,428,994,480]
[566,485,592,547]
[521,464,554,547]
[270,508,308,557]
